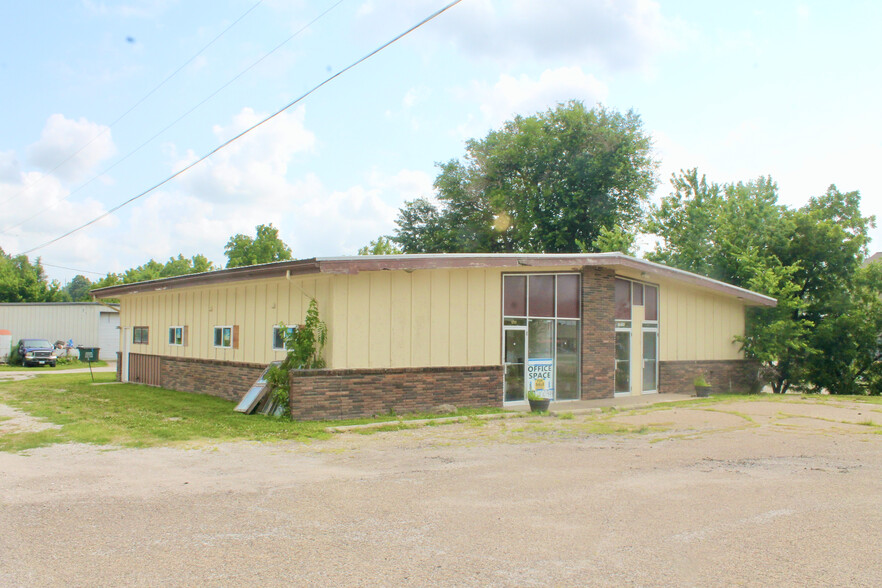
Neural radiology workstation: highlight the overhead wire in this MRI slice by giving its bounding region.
[39,262,106,277]
[17,0,464,256]
[0,0,347,237]
[0,0,264,210]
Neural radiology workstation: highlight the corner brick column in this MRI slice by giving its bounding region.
[580,267,616,400]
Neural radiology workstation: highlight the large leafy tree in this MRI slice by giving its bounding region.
[92,254,216,290]
[358,236,401,256]
[0,248,64,302]
[64,274,93,301]
[392,101,657,253]
[649,170,879,394]
[224,223,292,268]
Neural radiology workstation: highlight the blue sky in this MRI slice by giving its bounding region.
[1,0,880,284]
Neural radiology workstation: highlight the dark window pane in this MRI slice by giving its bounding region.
[615,279,631,320]
[615,331,630,393]
[645,285,658,321]
[632,283,644,306]
[214,328,222,347]
[556,319,580,400]
[556,274,580,318]
[169,328,175,345]
[528,274,555,317]
[503,275,526,316]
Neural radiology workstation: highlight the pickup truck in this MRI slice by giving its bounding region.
[15,338,57,367]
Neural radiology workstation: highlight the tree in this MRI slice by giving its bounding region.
[64,274,93,301]
[649,170,878,394]
[589,225,637,255]
[225,223,292,268]
[92,254,217,290]
[391,101,657,253]
[0,248,64,302]
[358,236,402,255]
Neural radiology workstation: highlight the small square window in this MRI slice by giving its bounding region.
[214,326,233,349]
[168,326,184,346]
[133,326,149,345]
[272,326,297,350]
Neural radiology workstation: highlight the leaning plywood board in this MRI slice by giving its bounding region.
[234,361,281,414]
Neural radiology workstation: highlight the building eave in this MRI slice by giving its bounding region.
[90,253,776,307]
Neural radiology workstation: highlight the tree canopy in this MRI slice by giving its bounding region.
[391,101,657,254]
[648,169,880,394]
[90,254,216,291]
[358,236,401,256]
[0,248,64,302]
[225,223,292,268]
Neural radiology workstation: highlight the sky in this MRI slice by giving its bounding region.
[1,0,880,285]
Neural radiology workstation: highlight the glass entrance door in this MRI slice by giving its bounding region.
[503,327,526,402]
[642,330,658,394]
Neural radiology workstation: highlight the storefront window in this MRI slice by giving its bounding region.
[615,331,631,394]
[615,278,631,320]
[528,275,555,317]
[556,274,580,318]
[503,275,527,316]
[502,273,581,402]
[644,284,658,321]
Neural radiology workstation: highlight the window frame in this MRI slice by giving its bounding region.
[272,325,297,351]
[133,326,149,345]
[501,272,582,403]
[213,325,233,349]
[168,326,184,346]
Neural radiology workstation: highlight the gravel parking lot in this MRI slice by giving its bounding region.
[2,395,880,587]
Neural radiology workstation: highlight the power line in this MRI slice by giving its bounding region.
[1,0,347,237]
[17,0,463,256]
[0,0,264,211]
[39,262,106,277]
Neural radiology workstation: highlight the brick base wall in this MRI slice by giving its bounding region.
[288,365,503,420]
[118,352,266,402]
[659,359,761,395]
[160,356,267,402]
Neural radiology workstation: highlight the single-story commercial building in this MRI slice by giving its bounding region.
[0,302,120,360]
[92,254,775,419]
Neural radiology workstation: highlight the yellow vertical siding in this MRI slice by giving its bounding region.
[390,271,412,366]
[410,271,432,367]
[658,281,744,361]
[368,272,392,367]
[117,265,748,369]
[429,270,451,366]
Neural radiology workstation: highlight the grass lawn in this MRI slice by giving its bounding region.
[0,373,504,452]
[0,360,109,371]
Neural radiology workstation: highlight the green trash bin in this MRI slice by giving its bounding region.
[77,347,100,362]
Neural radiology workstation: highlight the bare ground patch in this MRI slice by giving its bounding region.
[1,396,880,587]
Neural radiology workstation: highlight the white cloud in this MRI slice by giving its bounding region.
[356,0,684,71]
[173,106,315,205]
[464,66,609,130]
[25,114,116,183]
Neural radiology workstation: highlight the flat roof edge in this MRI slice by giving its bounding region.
[90,253,776,306]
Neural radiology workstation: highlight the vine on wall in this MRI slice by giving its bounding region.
[267,298,328,412]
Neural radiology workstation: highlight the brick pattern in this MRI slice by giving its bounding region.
[580,267,616,400]
[288,365,503,420]
[659,359,761,395]
[160,356,267,402]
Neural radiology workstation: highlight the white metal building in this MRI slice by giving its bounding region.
[0,303,120,360]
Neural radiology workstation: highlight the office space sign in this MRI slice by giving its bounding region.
[527,357,554,399]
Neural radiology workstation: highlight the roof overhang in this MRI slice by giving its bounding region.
[90,253,777,307]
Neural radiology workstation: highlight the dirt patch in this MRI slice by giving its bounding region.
[0,397,880,587]
[0,403,61,435]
